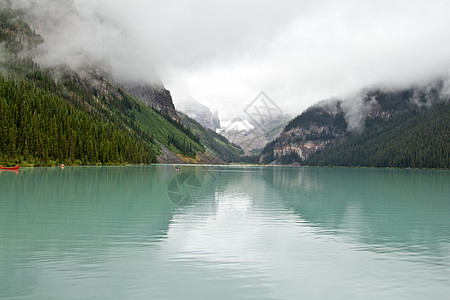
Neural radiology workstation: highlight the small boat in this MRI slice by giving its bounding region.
[0,165,19,170]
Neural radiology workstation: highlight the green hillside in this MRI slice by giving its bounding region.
[0,78,157,165]
[0,9,205,166]
[260,85,450,169]
[305,103,450,168]
[178,112,243,162]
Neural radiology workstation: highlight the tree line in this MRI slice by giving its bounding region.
[306,104,450,169]
[167,133,196,158]
[0,78,156,165]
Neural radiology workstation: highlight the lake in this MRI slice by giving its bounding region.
[1,165,449,299]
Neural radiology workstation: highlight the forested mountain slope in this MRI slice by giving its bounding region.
[306,102,449,168]
[0,8,209,166]
[178,112,244,163]
[260,84,450,169]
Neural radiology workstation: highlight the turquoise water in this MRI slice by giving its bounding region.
[0,165,449,299]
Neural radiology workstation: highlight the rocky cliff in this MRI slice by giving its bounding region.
[260,82,449,166]
[13,1,181,122]
[260,103,347,163]
[124,83,180,121]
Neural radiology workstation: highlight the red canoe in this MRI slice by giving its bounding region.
[0,165,19,170]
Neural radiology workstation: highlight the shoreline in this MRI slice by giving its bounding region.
[4,162,448,171]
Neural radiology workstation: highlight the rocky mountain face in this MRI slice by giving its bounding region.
[61,62,180,122]
[177,97,221,131]
[14,1,181,122]
[124,83,179,121]
[57,62,181,121]
[219,115,291,155]
[260,82,450,166]
[260,104,347,163]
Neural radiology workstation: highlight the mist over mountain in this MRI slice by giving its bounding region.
[7,0,450,120]
[176,97,220,131]
[7,0,160,84]
[0,7,239,165]
[260,81,450,168]
[219,114,291,155]
[1,1,449,168]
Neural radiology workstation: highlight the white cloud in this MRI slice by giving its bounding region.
[11,0,450,120]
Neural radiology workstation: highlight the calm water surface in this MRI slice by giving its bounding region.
[0,166,449,299]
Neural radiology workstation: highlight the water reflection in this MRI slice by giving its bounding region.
[1,166,449,299]
[0,169,19,175]
[0,166,175,243]
[0,166,177,299]
[167,168,217,206]
[263,167,450,257]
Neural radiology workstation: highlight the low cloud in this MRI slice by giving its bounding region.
[7,0,450,119]
[340,93,377,133]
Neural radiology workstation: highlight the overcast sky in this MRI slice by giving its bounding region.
[13,0,450,120]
